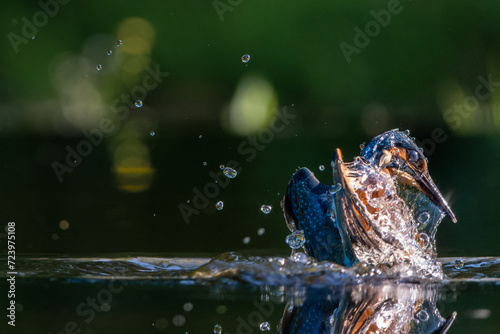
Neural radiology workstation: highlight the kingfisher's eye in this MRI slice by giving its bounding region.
[408,150,419,162]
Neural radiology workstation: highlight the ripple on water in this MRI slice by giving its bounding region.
[10,255,500,285]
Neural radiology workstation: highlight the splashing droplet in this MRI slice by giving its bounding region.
[96,64,102,71]
[415,309,429,322]
[329,183,342,195]
[257,228,265,236]
[404,129,410,135]
[286,230,305,249]
[259,322,271,331]
[419,233,430,249]
[135,100,143,108]
[203,161,207,166]
[418,212,430,225]
[150,131,155,136]
[260,205,272,214]
[241,54,250,63]
[219,165,225,170]
[215,201,224,210]
[360,142,365,150]
[198,134,202,139]
[291,252,308,263]
[319,165,325,171]
[454,258,464,269]
[214,324,222,334]
[106,50,112,55]
[243,236,251,244]
[223,167,237,179]
[376,311,393,329]
[116,40,122,46]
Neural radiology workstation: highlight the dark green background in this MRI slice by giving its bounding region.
[1,0,499,257]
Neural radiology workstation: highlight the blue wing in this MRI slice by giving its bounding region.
[283,168,348,264]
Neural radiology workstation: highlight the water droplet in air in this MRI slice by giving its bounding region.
[454,259,464,269]
[106,50,112,55]
[116,40,122,46]
[214,324,222,334]
[286,230,305,249]
[96,64,102,71]
[404,129,410,135]
[241,54,250,63]
[203,161,207,166]
[219,165,225,170]
[415,309,429,322]
[260,322,271,331]
[261,205,272,214]
[198,135,202,139]
[319,165,325,171]
[243,236,250,244]
[360,142,365,150]
[32,36,36,40]
[216,201,224,210]
[223,167,237,178]
[135,100,143,108]
[257,228,265,236]
[150,131,155,136]
[418,212,430,225]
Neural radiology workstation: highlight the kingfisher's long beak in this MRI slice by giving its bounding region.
[409,166,457,223]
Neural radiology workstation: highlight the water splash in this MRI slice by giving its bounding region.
[260,205,272,214]
[259,322,270,331]
[223,167,237,179]
[333,156,444,278]
[286,231,305,249]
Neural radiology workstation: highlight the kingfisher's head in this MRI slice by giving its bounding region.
[361,129,456,223]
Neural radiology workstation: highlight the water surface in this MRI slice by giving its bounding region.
[2,255,500,333]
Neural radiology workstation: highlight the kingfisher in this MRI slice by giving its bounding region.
[282,129,456,269]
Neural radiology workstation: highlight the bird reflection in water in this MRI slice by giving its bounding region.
[279,284,456,334]
[281,129,457,333]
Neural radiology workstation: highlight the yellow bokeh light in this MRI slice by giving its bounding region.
[226,75,278,136]
[116,17,156,56]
